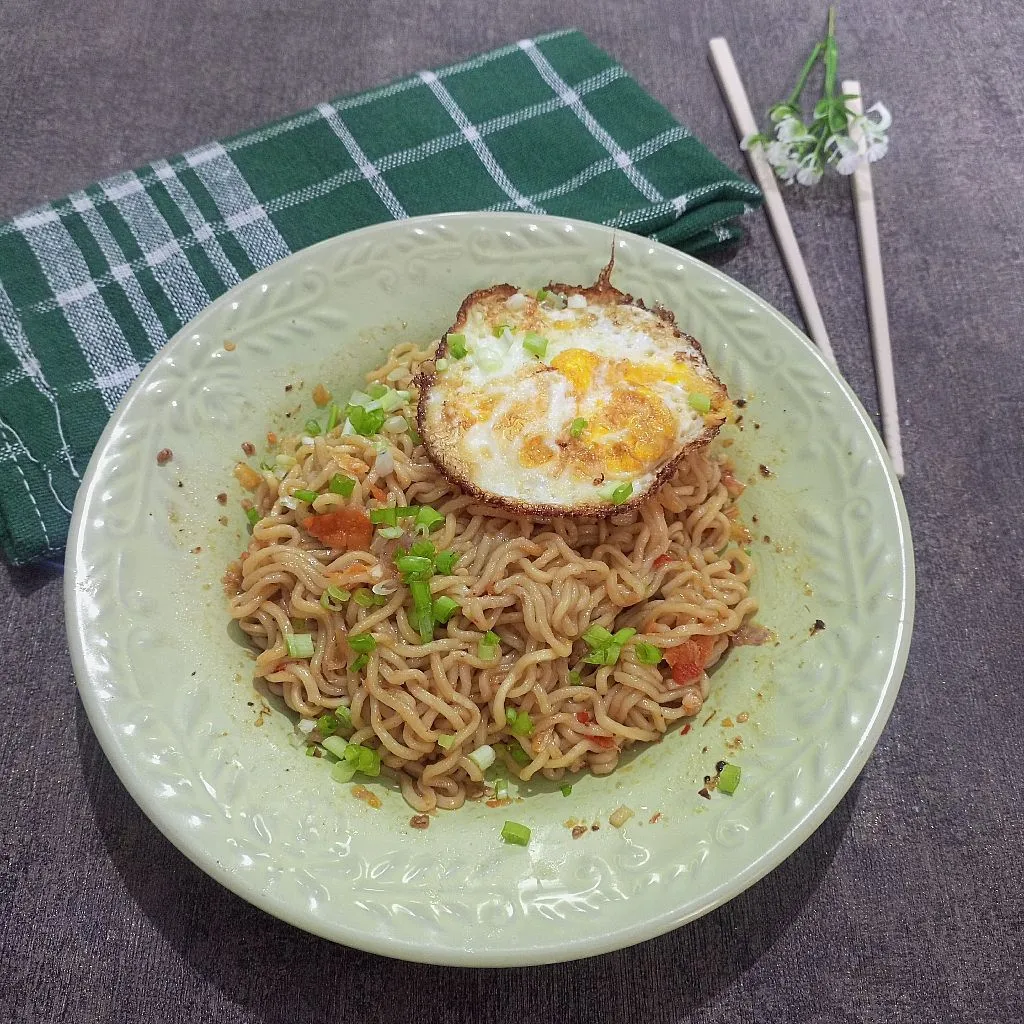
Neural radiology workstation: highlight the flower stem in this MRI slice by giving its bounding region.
[823,6,839,100]
[786,40,824,108]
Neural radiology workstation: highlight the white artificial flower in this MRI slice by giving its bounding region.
[826,133,862,175]
[764,140,802,181]
[739,132,758,151]
[865,101,892,132]
[795,154,824,186]
[775,116,813,143]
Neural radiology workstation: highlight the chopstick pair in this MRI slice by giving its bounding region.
[708,38,905,478]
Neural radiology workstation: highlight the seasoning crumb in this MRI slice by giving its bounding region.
[571,825,587,839]
[702,709,717,727]
[721,717,734,728]
[811,618,826,635]
[218,515,228,526]
[156,448,173,465]
[737,711,749,724]
[352,785,382,809]
[697,787,711,800]
[763,535,771,543]
[752,514,759,524]
[241,441,256,456]
[680,722,692,736]
[216,492,228,505]
[284,384,293,392]
[409,814,430,830]
[734,398,747,408]
[758,463,773,478]
[266,431,278,446]
[754,422,761,430]
[191,546,202,554]
[312,383,332,407]
[223,340,236,351]
[177,480,183,488]
[591,822,600,831]
[649,812,662,824]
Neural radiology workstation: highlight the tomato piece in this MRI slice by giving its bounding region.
[652,553,675,570]
[591,735,616,749]
[303,508,372,551]
[664,635,716,685]
[575,711,592,725]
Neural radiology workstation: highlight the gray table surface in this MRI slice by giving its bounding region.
[3,1,1022,1021]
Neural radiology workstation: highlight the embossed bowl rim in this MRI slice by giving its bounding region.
[66,212,915,966]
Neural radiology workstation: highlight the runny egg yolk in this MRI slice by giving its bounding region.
[587,386,676,476]
[550,348,601,395]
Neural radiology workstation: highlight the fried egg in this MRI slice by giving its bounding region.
[417,267,731,517]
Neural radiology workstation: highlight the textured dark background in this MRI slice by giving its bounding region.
[2,1,1022,1021]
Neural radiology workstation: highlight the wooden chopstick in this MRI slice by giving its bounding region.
[708,37,837,366]
[843,80,905,477]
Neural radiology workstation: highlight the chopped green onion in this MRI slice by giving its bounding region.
[394,505,419,518]
[347,633,376,654]
[613,627,637,644]
[304,418,322,437]
[286,633,315,659]
[468,744,495,771]
[408,425,423,445]
[535,288,549,302]
[433,549,459,575]
[567,670,581,685]
[569,417,587,439]
[329,473,356,497]
[483,630,500,646]
[634,641,663,665]
[478,630,500,661]
[326,403,342,432]
[259,459,273,471]
[583,644,620,666]
[435,358,449,372]
[409,580,435,644]
[246,506,260,527]
[369,507,398,526]
[305,744,317,757]
[611,482,633,505]
[718,763,742,795]
[293,488,318,504]
[688,392,712,414]
[317,713,340,737]
[378,526,404,539]
[494,775,510,800]
[560,784,573,797]
[350,653,369,672]
[395,554,433,578]
[493,323,512,337]
[367,382,389,400]
[353,588,376,607]
[437,734,455,750]
[346,404,387,436]
[322,735,348,759]
[331,759,357,783]
[505,708,517,726]
[501,820,531,846]
[409,539,436,559]
[432,596,460,624]
[333,705,353,730]
[508,744,531,766]
[509,710,534,736]
[523,332,548,358]
[415,506,444,533]
[380,389,410,413]
[447,333,468,359]
[582,625,613,649]
[343,742,381,777]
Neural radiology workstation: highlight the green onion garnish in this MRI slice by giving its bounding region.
[369,507,398,526]
[347,633,376,654]
[688,392,712,414]
[293,488,318,504]
[329,474,356,497]
[494,775,510,800]
[433,550,459,575]
[523,332,548,358]
[409,580,435,644]
[478,630,500,661]
[509,744,531,766]
[581,624,634,666]
[560,784,573,797]
[508,710,534,736]
[346,404,387,436]
[432,596,460,624]
[320,585,351,610]
[286,633,315,659]
[333,705,353,730]
[331,760,357,783]
[394,505,419,518]
[493,323,512,337]
[415,506,444,533]
[505,708,517,726]
[322,735,348,760]
[246,506,260,527]
[611,482,633,505]
[447,333,468,359]
[408,426,422,445]
[569,418,587,439]
[326,403,342,432]
[317,713,340,737]
[634,641,663,665]
[437,734,455,750]
[304,419,322,437]
[342,742,381,777]
[501,820,531,846]
[535,288,549,302]
[409,539,436,559]
[352,588,376,607]
[582,625,613,649]
[367,382,389,400]
[567,669,581,685]
[305,745,317,757]
[613,627,637,644]
[378,526,404,539]
[718,763,742,795]
[350,653,369,672]
[395,554,433,578]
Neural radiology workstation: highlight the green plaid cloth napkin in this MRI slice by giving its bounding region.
[0,28,761,566]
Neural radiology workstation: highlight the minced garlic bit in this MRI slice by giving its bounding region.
[609,805,634,828]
